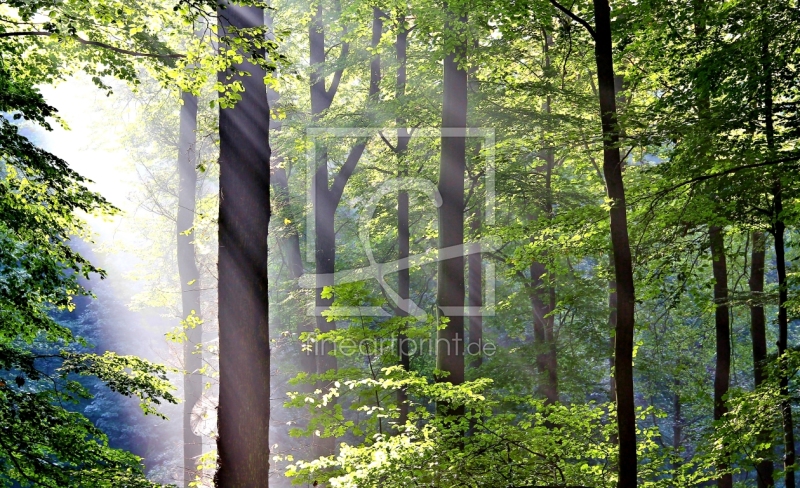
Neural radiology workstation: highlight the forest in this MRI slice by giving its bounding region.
[1,0,800,486]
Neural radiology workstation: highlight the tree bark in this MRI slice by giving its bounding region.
[592,0,637,484]
[709,225,732,488]
[178,90,202,488]
[436,3,467,414]
[214,3,271,486]
[750,231,775,488]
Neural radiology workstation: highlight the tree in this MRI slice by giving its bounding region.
[547,0,637,483]
[709,225,732,488]
[436,0,468,411]
[749,231,774,487]
[214,2,273,486]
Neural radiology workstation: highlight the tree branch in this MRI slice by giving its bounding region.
[549,0,596,41]
[330,140,368,203]
[0,31,183,59]
[662,155,800,195]
[325,42,349,100]
[378,130,397,152]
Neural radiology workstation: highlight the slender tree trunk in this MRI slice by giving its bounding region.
[178,91,202,487]
[309,4,377,456]
[395,9,411,425]
[214,3,271,486]
[592,0,637,484]
[436,3,467,414]
[762,24,794,486]
[750,231,775,488]
[710,225,732,488]
[774,192,795,487]
[397,180,410,424]
[608,74,625,406]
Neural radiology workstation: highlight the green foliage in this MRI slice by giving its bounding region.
[0,36,178,488]
[285,370,677,487]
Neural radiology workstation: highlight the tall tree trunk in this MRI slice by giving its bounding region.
[178,91,202,488]
[553,1,634,473]
[592,0,637,484]
[750,231,775,487]
[397,179,411,423]
[395,9,411,425]
[607,74,625,406]
[436,3,467,413]
[710,225,732,488]
[309,4,377,456]
[774,197,794,488]
[762,24,794,487]
[214,3,271,486]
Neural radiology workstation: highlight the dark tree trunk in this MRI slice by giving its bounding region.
[762,25,794,486]
[592,0,637,484]
[178,91,202,487]
[774,191,795,488]
[214,3,271,487]
[309,4,377,456]
[607,74,625,406]
[710,225,732,488]
[397,183,411,423]
[750,231,775,488]
[394,11,411,425]
[436,3,467,413]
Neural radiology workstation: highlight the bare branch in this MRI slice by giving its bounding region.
[549,0,596,41]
